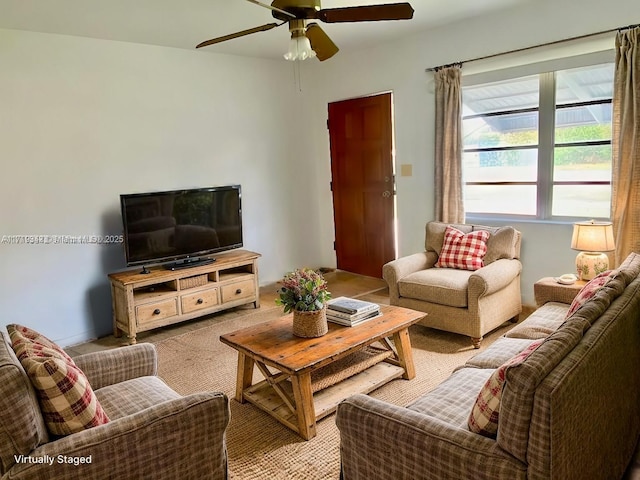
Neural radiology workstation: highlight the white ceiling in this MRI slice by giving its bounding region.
[0,0,534,60]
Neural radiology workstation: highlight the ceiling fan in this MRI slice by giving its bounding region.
[196,0,414,62]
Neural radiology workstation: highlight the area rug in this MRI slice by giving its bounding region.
[155,300,514,480]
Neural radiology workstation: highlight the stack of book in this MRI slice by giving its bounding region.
[326,297,381,326]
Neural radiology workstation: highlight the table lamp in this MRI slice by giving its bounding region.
[571,220,616,281]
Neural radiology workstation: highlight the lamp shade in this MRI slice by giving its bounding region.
[571,221,615,252]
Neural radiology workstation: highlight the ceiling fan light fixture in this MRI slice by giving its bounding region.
[284,34,316,61]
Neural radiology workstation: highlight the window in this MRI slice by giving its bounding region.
[462,62,614,220]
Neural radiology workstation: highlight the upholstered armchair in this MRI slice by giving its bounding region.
[383,221,522,348]
[0,327,229,480]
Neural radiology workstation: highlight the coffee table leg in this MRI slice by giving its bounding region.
[290,373,316,440]
[235,353,254,403]
[392,328,416,380]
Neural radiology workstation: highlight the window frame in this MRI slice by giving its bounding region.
[461,51,615,223]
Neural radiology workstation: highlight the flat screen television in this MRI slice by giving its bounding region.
[120,185,242,270]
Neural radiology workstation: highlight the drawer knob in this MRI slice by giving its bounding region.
[235,288,242,295]
[196,298,204,304]
[153,308,161,315]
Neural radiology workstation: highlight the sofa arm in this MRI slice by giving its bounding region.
[72,343,158,390]
[336,394,525,480]
[469,259,522,300]
[383,253,436,302]
[7,392,230,480]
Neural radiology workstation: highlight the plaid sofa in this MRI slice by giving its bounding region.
[0,337,230,480]
[383,221,523,348]
[337,252,640,480]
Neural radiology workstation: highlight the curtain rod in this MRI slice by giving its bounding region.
[425,23,640,72]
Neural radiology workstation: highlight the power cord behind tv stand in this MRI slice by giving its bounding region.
[164,257,216,271]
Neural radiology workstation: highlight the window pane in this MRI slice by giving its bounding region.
[555,104,612,141]
[556,63,614,105]
[552,185,611,217]
[464,150,538,182]
[463,75,539,115]
[465,185,536,215]
[553,145,612,181]
[463,112,538,148]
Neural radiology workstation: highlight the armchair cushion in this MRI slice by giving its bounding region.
[398,268,472,307]
[95,376,181,419]
[7,324,110,436]
[435,226,490,270]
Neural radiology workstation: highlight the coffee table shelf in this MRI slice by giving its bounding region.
[244,362,404,432]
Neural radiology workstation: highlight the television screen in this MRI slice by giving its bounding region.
[120,185,242,267]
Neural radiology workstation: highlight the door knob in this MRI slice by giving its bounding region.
[382,191,391,198]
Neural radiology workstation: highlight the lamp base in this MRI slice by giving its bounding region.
[575,252,609,281]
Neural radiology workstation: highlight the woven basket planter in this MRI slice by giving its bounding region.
[292,306,328,338]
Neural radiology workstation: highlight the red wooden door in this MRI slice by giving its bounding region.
[328,93,395,278]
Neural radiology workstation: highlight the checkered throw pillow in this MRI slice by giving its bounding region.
[468,339,544,437]
[565,270,614,318]
[435,226,490,271]
[8,324,109,436]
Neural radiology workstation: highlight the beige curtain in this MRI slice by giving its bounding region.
[611,26,640,265]
[434,65,465,223]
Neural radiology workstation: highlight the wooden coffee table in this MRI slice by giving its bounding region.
[220,304,425,440]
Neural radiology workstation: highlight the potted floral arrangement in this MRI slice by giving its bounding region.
[276,268,331,337]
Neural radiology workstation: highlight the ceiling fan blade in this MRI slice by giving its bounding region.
[196,22,282,49]
[317,3,414,23]
[245,0,296,19]
[305,23,339,62]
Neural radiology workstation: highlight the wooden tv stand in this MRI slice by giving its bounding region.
[109,249,261,344]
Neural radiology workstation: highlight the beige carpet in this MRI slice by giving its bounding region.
[155,295,514,480]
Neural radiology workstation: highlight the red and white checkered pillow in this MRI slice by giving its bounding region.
[468,339,544,437]
[435,226,490,271]
[8,324,109,436]
[565,270,614,318]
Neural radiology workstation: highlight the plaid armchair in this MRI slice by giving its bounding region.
[0,330,229,480]
[383,221,522,348]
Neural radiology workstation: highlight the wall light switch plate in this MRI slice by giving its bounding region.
[400,164,413,177]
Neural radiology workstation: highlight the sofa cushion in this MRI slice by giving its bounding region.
[465,336,539,369]
[468,339,544,437]
[565,270,615,318]
[505,302,570,339]
[435,226,490,271]
[398,268,472,307]
[408,367,495,428]
[7,324,110,436]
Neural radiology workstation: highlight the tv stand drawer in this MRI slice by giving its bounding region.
[136,299,178,324]
[181,288,219,313]
[221,279,256,304]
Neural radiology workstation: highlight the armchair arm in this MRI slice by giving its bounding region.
[336,394,525,480]
[8,392,230,480]
[72,343,157,390]
[383,252,436,302]
[469,259,522,300]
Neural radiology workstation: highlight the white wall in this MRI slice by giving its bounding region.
[1,0,635,345]
[0,28,311,346]
[299,0,636,307]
